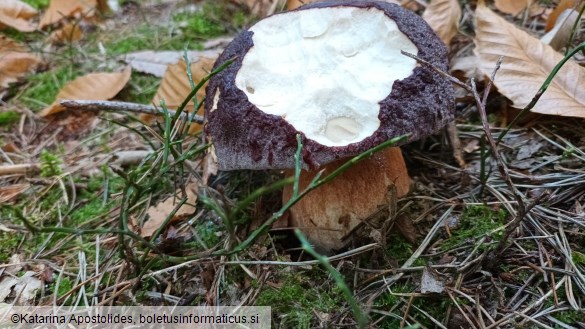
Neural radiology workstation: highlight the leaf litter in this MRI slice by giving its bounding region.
[0,0,584,327]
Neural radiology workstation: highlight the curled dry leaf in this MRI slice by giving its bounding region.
[39,0,97,28]
[39,67,132,116]
[400,0,423,11]
[422,0,461,45]
[144,57,216,132]
[474,4,585,117]
[0,36,42,90]
[0,0,37,32]
[494,0,530,16]
[50,23,83,44]
[286,0,306,10]
[546,0,576,31]
[541,9,581,50]
[141,182,199,238]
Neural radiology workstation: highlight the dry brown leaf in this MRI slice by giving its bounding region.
[141,183,199,238]
[541,9,581,50]
[39,0,97,28]
[494,0,530,16]
[0,183,30,203]
[39,67,131,116]
[546,0,576,31]
[422,0,461,45]
[145,57,216,132]
[401,0,423,11]
[0,0,37,32]
[286,0,306,10]
[0,36,42,90]
[50,23,83,44]
[475,4,585,117]
[121,49,223,78]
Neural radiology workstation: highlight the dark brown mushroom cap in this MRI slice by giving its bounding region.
[205,0,455,170]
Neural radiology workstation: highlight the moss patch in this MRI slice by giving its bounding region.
[256,271,342,328]
[20,66,82,112]
[441,205,507,251]
[0,111,20,127]
[21,0,49,9]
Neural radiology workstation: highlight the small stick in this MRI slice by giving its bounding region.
[59,100,205,124]
[0,163,39,176]
[401,51,472,92]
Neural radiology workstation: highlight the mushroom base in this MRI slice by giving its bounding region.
[282,147,410,252]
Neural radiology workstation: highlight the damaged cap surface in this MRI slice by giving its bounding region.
[235,6,418,147]
[205,0,455,170]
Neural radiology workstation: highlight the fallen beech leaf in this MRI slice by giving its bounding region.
[0,36,42,90]
[541,9,581,50]
[450,55,481,79]
[286,0,306,9]
[0,183,30,203]
[422,0,461,45]
[141,182,199,238]
[144,57,216,132]
[475,4,585,117]
[421,267,445,293]
[494,0,530,16]
[546,0,576,31]
[12,271,42,305]
[39,0,97,28]
[401,0,423,11]
[50,23,83,44]
[0,0,37,32]
[121,49,223,78]
[40,67,131,116]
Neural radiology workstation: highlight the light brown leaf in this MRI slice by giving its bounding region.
[141,183,199,238]
[0,183,30,203]
[541,9,581,50]
[50,23,83,44]
[494,0,530,16]
[401,0,423,11]
[39,0,97,28]
[0,0,37,32]
[546,0,575,31]
[145,57,216,132]
[0,36,42,90]
[450,55,479,79]
[39,67,131,116]
[121,49,223,78]
[286,0,306,10]
[422,0,461,45]
[474,4,585,117]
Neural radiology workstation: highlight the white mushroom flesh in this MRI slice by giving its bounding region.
[235,6,419,147]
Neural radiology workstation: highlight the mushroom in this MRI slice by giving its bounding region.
[204,1,455,251]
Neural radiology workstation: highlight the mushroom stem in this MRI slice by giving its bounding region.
[282,146,410,252]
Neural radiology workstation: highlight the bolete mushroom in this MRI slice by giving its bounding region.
[204,1,455,251]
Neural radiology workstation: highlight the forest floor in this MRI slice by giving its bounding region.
[0,0,584,328]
